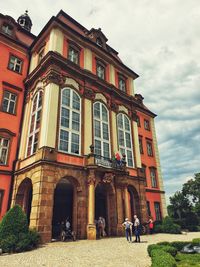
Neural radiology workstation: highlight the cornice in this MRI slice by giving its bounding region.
[25,51,156,117]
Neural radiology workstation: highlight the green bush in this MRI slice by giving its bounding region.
[161,217,182,234]
[170,241,191,251]
[0,205,28,240]
[0,205,40,253]
[154,224,163,233]
[192,238,200,246]
[151,249,177,267]
[161,246,177,257]
[175,253,200,266]
[157,241,171,246]
[147,244,160,256]
[147,244,177,257]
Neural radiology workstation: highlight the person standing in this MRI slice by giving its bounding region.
[148,217,154,234]
[122,218,133,242]
[133,215,141,242]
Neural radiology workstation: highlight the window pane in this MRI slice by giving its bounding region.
[102,106,108,122]
[127,150,133,167]
[94,103,100,118]
[102,123,109,140]
[36,110,41,129]
[8,101,15,113]
[61,107,70,128]
[94,120,101,138]
[71,133,79,154]
[118,130,124,146]
[27,136,33,156]
[3,139,9,147]
[94,139,101,155]
[124,117,130,131]
[62,89,70,106]
[125,133,131,148]
[33,132,39,153]
[103,142,109,158]
[72,112,80,131]
[30,114,35,133]
[59,130,69,152]
[2,99,8,112]
[120,148,125,156]
[38,92,42,107]
[72,92,80,110]
[0,148,7,164]
[11,94,16,101]
[117,114,123,129]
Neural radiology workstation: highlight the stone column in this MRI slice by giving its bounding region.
[116,187,124,235]
[87,170,96,240]
[124,186,131,220]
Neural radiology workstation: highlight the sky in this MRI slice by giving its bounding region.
[1,0,200,204]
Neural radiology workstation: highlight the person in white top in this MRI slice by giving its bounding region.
[122,218,133,242]
[133,215,141,242]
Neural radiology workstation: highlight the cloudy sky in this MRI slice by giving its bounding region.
[1,0,200,203]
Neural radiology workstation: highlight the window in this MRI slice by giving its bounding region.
[150,168,158,188]
[141,164,147,186]
[144,119,150,130]
[59,88,81,155]
[2,90,17,114]
[96,62,105,80]
[8,55,22,73]
[0,137,9,165]
[27,91,43,156]
[136,116,141,127]
[139,137,143,154]
[2,24,13,35]
[68,46,79,64]
[147,141,153,156]
[154,202,162,221]
[0,190,5,212]
[147,201,151,216]
[117,113,134,167]
[38,48,44,64]
[93,102,110,158]
[118,77,126,92]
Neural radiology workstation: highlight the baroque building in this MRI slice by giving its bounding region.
[0,11,34,219]
[0,10,167,242]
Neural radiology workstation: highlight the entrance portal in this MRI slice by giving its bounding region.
[15,178,33,225]
[95,183,116,236]
[128,185,140,222]
[52,178,73,239]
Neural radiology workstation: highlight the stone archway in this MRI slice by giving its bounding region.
[52,177,78,239]
[128,185,140,222]
[95,182,117,236]
[15,178,33,224]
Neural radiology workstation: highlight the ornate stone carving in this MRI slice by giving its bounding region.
[84,88,95,100]
[102,173,115,184]
[110,101,118,113]
[43,69,65,86]
[130,110,138,122]
[87,170,96,185]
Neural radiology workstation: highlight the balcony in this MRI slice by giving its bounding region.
[86,146,126,171]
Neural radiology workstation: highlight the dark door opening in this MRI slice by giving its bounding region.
[52,179,73,239]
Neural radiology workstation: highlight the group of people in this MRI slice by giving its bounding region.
[122,215,154,243]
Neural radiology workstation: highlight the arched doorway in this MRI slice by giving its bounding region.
[52,178,74,239]
[95,183,116,236]
[128,185,140,222]
[15,178,33,224]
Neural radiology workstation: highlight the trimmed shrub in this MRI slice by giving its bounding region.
[147,244,160,256]
[151,249,177,267]
[0,205,28,240]
[147,244,177,257]
[157,241,171,246]
[192,238,200,246]
[0,205,40,253]
[170,241,191,251]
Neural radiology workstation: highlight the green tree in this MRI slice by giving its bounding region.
[169,191,191,219]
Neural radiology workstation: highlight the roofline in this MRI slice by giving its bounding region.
[30,15,139,79]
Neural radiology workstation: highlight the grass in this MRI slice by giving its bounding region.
[175,253,200,266]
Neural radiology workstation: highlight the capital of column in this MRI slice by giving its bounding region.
[87,170,96,185]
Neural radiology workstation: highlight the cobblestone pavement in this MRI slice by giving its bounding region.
[0,233,200,267]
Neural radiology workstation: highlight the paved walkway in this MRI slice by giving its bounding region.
[0,233,200,267]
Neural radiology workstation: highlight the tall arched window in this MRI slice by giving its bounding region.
[93,102,110,158]
[117,113,134,167]
[59,88,81,155]
[27,90,43,156]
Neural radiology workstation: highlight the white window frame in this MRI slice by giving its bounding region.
[147,141,153,156]
[58,88,81,155]
[2,90,17,114]
[68,46,79,64]
[150,168,158,188]
[26,91,43,157]
[8,55,22,73]
[0,137,9,165]
[154,202,162,221]
[117,113,134,167]
[96,63,105,80]
[93,102,111,159]
[118,77,126,92]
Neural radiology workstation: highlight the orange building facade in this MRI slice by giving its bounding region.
[0,12,35,219]
[0,10,167,242]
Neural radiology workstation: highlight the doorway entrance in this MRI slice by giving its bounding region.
[52,178,73,239]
